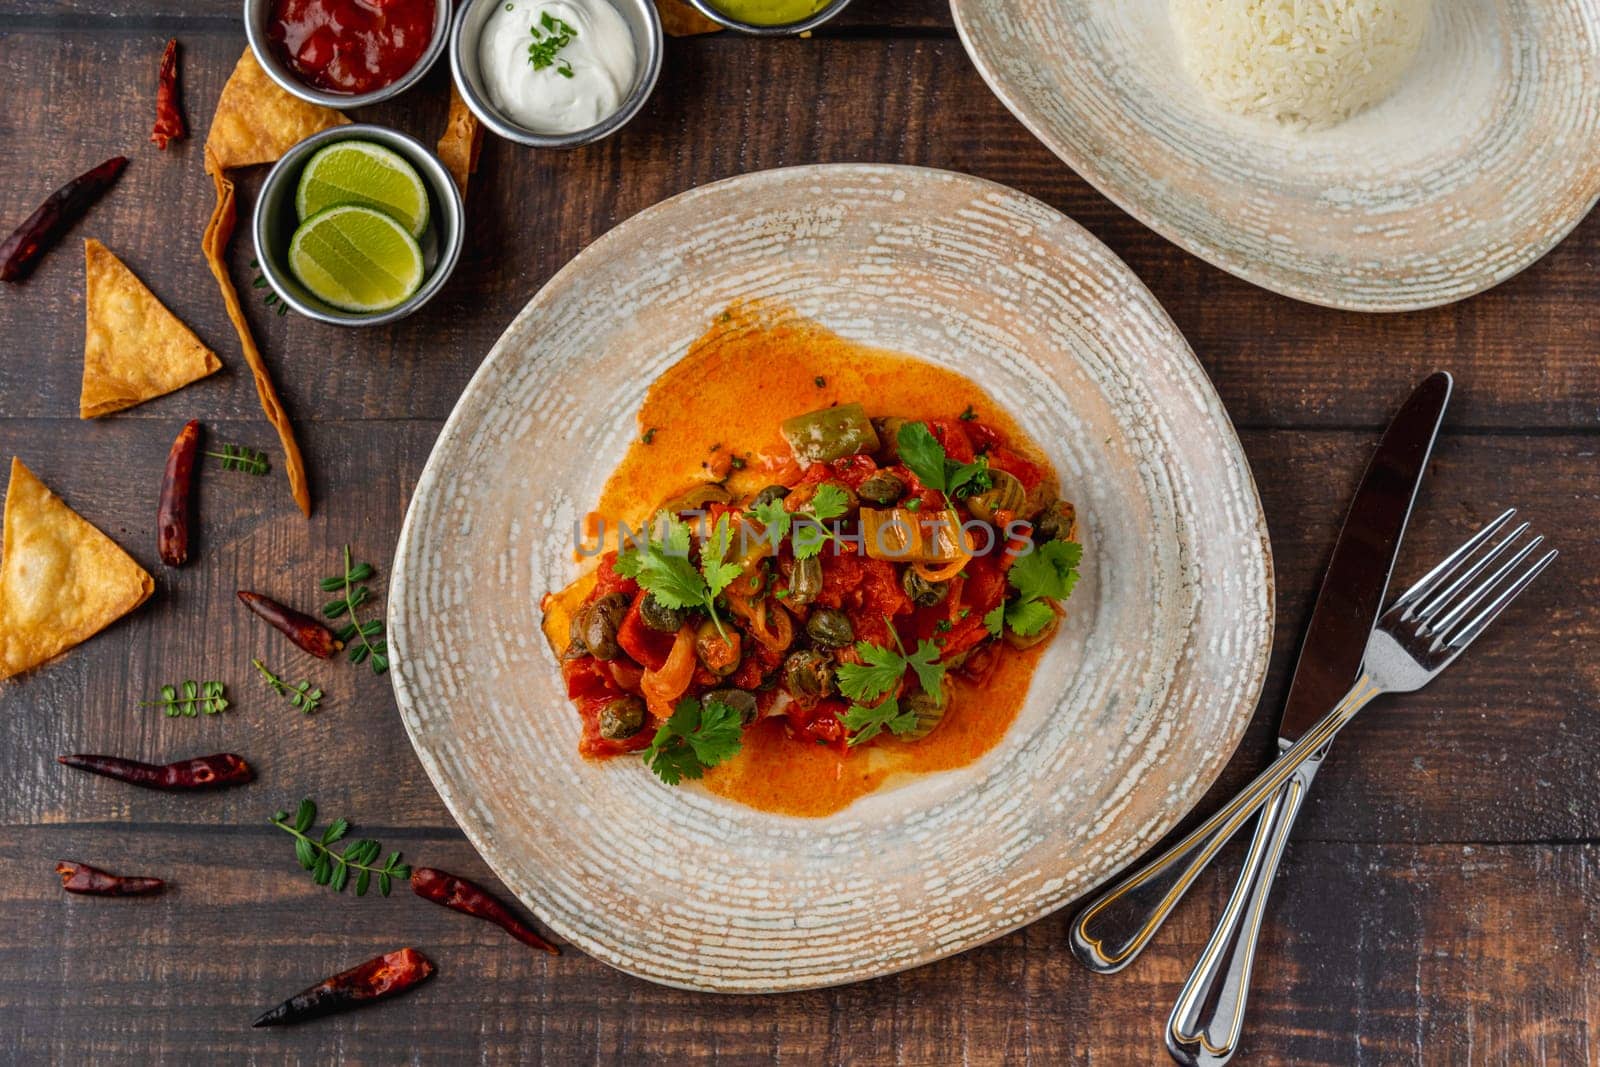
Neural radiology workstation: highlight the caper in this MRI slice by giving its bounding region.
[899,689,949,741]
[639,592,689,632]
[695,618,741,677]
[597,695,645,740]
[575,592,628,661]
[1033,498,1078,543]
[967,469,1027,522]
[787,555,824,607]
[805,608,854,648]
[784,650,835,704]
[857,471,906,506]
[752,484,791,509]
[703,687,759,725]
[872,416,909,461]
[1004,612,1059,650]
[901,568,949,607]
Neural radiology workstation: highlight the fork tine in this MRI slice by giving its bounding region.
[1428,534,1543,641]
[1441,548,1558,651]
[1393,509,1516,614]
[1415,521,1532,623]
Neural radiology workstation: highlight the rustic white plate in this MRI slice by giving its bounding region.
[952,0,1600,312]
[389,164,1273,992]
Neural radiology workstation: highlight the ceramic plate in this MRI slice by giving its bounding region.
[952,0,1600,312]
[389,165,1273,992]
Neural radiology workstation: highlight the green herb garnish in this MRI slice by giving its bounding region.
[836,622,945,746]
[642,427,657,444]
[253,658,323,714]
[528,11,578,77]
[270,798,409,896]
[985,539,1082,638]
[615,512,740,639]
[206,443,269,475]
[752,483,849,560]
[959,405,978,421]
[896,421,992,502]
[642,696,743,784]
[320,546,388,674]
[248,258,291,316]
[139,680,229,717]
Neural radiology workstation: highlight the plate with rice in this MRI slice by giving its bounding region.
[951,0,1600,312]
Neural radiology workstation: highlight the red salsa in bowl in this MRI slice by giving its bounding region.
[268,0,437,96]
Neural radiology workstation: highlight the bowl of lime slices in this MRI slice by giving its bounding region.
[254,124,465,327]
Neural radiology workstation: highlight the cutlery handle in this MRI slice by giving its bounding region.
[1068,675,1377,974]
[1165,756,1321,1067]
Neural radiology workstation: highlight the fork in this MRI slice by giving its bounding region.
[1067,512,1556,1061]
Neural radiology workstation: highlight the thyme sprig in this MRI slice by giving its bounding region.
[252,658,323,714]
[270,798,409,896]
[206,443,269,475]
[320,546,389,674]
[139,680,229,717]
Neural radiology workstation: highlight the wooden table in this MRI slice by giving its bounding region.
[2,2,1596,1062]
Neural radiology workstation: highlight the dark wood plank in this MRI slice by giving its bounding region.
[0,825,1591,1064]
[0,30,1595,432]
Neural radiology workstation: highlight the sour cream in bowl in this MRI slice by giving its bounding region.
[451,0,661,147]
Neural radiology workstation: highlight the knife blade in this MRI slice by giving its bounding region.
[1277,371,1452,743]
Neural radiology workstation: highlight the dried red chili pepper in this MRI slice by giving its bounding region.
[253,947,435,1027]
[158,419,200,566]
[237,590,344,658]
[56,861,165,897]
[150,39,185,150]
[411,867,560,955]
[0,156,128,283]
[57,752,253,791]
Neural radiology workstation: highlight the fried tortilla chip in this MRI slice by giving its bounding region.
[204,48,348,175]
[0,459,154,681]
[80,239,221,419]
[202,169,311,516]
[655,0,723,35]
[437,84,484,201]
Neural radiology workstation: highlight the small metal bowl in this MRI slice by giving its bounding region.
[450,0,663,148]
[253,124,465,327]
[244,0,451,109]
[685,0,850,36]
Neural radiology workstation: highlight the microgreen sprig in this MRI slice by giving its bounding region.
[320,546,388,674]
[270,798,409,896]
[252,658,323,714]
[205,443,269,475]
[139,680,229,718]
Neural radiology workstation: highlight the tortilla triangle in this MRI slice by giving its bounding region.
[0,459,154,681]
[81,239,222,418]
[205,48,348,174]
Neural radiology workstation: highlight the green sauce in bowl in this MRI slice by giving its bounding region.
[708,0,827,26]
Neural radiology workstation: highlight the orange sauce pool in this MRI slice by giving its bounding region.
[541,303,1059,817]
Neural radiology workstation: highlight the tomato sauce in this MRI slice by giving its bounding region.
[539,303,1061,818]
[268,0,436,96]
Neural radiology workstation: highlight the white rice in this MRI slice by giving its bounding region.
[1170,0,1433,129]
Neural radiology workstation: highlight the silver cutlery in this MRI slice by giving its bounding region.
[1070,372,1453,977]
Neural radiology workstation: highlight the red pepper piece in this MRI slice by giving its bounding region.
[411,868,560,955]
[616,592,673,671]
[57,752,253,791]
[56,861,165,897]
[158,420,200,566]
[237,590,344,658]
[150,38,185,150]
[253,947,435,1027]
[0,156,128,283]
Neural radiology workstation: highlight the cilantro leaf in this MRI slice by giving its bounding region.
[836,642,907,704]
[613,512,740,636]
[1004,598,1056,637]
[902,638,945,703]
[642,697,743,785]
[1008,540,1082,603]
[948,456,992,500]
[983,602,1006,637]
[896,421,948,494]
[841,694,919,747]
[752,497,791,545]
[809,483,850,522]
[699,514,743,599]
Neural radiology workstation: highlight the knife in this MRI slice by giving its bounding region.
[1069,371,1452,980]
[1165,370,1452,1067]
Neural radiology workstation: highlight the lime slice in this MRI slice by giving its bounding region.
[294,140,430,238]
[288,205,426,314]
